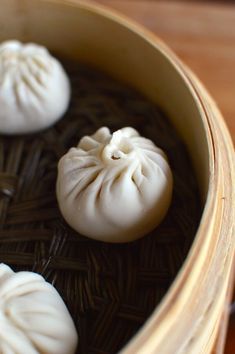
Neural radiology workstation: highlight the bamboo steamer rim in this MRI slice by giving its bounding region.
[76,2,234,353]
[1,1,235,353]
[59,2,234,353]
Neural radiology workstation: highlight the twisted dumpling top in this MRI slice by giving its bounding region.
[0,40,70,134]
[57,127,173,243]
[0,263,78,354]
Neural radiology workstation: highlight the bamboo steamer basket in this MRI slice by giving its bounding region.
[0,0,234,353]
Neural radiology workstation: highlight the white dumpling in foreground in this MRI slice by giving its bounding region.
[0,40,70,134]
[57,126,173,243]
[0,263,78,354]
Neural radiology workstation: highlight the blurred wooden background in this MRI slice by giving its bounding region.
[93,1,234,353]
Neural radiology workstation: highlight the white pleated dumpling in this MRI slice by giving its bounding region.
[0,40,70,134]
[0,264,78,354]
[57,127,173,243]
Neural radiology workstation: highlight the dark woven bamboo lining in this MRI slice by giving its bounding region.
[0,60,201,354]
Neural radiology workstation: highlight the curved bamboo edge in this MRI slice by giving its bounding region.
[72,1,235,352]
[122,61,235,354]
[67,2,235,353]
[66,2,235,352]
[176,66,234,354]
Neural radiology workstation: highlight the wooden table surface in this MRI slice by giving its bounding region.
[93,1,235,353]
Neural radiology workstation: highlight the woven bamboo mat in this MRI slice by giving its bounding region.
[0,60,201,354]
